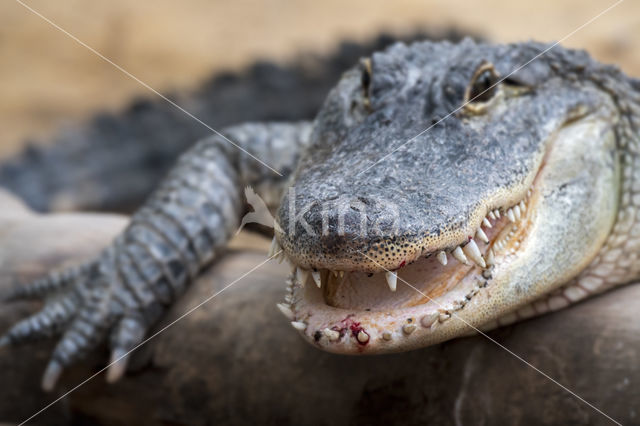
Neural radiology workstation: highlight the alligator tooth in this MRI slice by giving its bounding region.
[288,259,297,275]
[437,251,448,266]
[332,270,339,277]
[452,246,469,265]
[519,200,526,212]
[385,271,398,292]
[382,331,392,341]
[488,211,496,220]
[463,239,486,268]
[357,330,370,343]
[291,321,306,331]
[276,303,294,320]
[476,228,489,243]
[323,328,340,341]
[439,312,451,322]
[513,205,522,220]
[421,312,439,328]
[482,218,492,228]
[339,271,344,278]
[494,209,501,218]
[311,270,322,288]
[527,189,532,198]
[268,237,280,257]
[402,324,417,335]
[296,268,309,286]
[486,249,495,266]
[506,208,516,223]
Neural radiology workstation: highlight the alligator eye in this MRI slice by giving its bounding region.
[465,62,500,105]
[361,58,372,108]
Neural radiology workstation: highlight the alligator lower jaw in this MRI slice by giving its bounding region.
[274,186,538,353]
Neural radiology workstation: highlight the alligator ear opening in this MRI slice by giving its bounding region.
[463,61,500,113]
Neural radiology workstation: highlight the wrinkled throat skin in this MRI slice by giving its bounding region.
[273,39,640,354]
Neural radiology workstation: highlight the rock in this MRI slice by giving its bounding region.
[0,189,638,425]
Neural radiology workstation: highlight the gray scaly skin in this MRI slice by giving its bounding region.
[2,39,640,387]
[0,122,311,389]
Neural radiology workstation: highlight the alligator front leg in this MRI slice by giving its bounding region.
[0,121,311,390]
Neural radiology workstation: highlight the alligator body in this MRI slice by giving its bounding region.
[2,38,639,389]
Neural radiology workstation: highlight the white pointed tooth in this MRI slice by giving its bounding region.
[506,208,516,223]
[385,271,398,292]
[311,270,322,288]
[339,271,344,278]
[357,330,370,343]
[486,249,495,266]
[488,211,496,220]
[276,303,294,320]
[332,270,338,277]
[323,328,340,341]
[291,321,307,331]
[268,237,280,257]
[437,251,448,266]
[513,205,521,220]
[527,189,532,198]
[476,228,489,243]
[452,246,469,265]
[296,268,309,286]
[519,200,526,212]
[463,239,486,268]
[482,218,492,228]
[494,209,501,218]
[403,324,417,335]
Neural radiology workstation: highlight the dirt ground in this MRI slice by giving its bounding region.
[0,0,638,156]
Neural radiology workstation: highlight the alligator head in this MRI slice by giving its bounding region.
[274,39,630,353]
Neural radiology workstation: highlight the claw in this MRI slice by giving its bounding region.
[106,316,146,383]
[42,360,63,392]
[106,348,131,383]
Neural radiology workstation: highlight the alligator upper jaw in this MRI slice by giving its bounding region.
[272,184,538,353]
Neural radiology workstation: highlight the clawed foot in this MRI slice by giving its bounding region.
[1,246,157,390]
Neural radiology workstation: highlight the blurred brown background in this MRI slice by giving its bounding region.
[0,0,638,157]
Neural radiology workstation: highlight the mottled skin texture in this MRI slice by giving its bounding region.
[2,39,639,387]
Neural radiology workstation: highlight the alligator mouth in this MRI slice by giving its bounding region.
[272,178,540,352]
[270,144,546,354]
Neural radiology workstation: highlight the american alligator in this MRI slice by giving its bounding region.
[1,38,639,390]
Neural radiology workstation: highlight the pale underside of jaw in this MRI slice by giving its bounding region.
[272,186,536,350]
